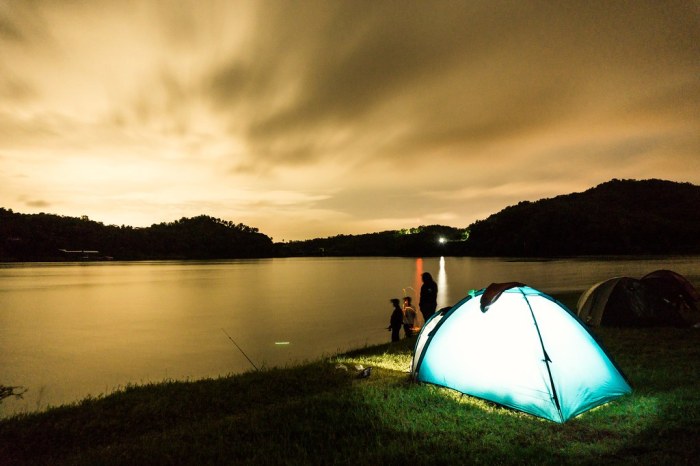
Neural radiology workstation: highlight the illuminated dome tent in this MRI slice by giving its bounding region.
[411,283,632,423]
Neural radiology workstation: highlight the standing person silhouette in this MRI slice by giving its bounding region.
[419,272,438,322]
[387,298,404,342]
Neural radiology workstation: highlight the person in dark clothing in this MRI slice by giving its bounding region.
[419,272,438,322]
[387,298,404,342]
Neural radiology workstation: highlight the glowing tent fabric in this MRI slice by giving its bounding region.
[411,284,632,423]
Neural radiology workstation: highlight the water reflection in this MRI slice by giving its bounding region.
[437,256,448,309]
[412,257,424,303]
[409,257,425,327]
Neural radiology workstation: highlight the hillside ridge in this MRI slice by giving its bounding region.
[2,178,699,260]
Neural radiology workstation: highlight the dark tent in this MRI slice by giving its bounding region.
[577,276,687,327]
[641,270,700,326]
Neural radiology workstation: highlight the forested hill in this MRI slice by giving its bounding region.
[0,211,274,261]
[2,179,699,261]
[0,209,467,261]
[277,225,468,257]
[461,179,700,257]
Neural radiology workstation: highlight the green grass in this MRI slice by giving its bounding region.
[1,328,699,465]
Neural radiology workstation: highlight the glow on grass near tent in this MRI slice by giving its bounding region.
[334,353,411,373]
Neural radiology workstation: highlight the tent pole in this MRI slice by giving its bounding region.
[520,290,563,422]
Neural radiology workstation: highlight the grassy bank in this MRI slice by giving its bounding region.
[1,327,699,465]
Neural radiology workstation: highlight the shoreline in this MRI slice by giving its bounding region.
[1,327,699,464]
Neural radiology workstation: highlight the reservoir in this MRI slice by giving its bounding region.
[2,256,699,417]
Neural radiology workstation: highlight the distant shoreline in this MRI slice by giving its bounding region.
[3,180,700,260]
[4,252,700,263]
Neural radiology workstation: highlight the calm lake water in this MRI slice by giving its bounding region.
[2,256,699,417]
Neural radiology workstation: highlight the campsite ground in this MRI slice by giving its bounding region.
[1,326,699,465]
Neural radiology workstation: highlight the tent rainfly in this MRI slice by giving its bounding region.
[577,270,700,327]
[411,283,632,423]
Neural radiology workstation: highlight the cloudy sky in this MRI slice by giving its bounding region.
[1,1,699,240]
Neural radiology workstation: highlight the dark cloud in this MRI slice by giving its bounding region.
[206,1,524,167]
[209,62,248,106]
[620,77,700,122]
[0,1,53,47]
[0,15,24,42]
[202,1,700,174]
[24,199,51,208]
[0,75,36,102]
[243,3,485,134]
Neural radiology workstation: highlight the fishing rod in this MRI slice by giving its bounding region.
[221,328,259,372]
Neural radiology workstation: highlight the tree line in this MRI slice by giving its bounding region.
[462,179,700,256]
[276,225,469,257]
[0,208,468,261]
[0,211,274,261]
[2,179,699,261]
